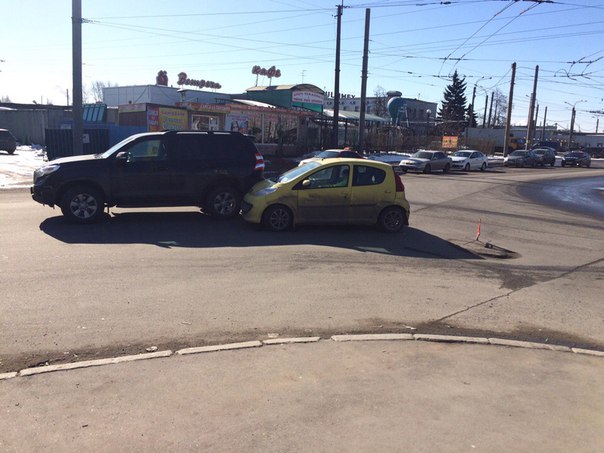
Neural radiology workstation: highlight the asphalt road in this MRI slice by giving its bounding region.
[1,164,603,373]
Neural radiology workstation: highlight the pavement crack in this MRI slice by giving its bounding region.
[435,291,516,323]
[436,257,604,323]
[550,257,604,280]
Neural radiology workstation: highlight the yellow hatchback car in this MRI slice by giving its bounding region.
[241,158,410,232]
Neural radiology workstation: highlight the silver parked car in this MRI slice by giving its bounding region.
[400,150,452,174]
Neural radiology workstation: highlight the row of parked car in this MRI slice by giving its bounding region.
[300,148,490,174]
[366,147,591,174]
[503,148,592,168]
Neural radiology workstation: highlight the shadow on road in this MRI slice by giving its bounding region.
[39,211,482,260]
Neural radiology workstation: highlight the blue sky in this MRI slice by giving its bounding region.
[1,0,603,131]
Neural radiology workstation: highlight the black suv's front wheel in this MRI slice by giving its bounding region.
[205,186,241,219]
[60,185,104,224]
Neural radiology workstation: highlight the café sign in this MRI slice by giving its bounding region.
[252,65,281,79]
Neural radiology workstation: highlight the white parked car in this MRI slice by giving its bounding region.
[298,149,365,166]
[450,150,488,171]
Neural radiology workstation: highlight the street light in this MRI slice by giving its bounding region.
[564,100,586,150]
[425,109,432,147]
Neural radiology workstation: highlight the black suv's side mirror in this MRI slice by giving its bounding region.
[115,151,129,163]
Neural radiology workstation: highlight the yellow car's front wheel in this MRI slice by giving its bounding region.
[262,204,293,232]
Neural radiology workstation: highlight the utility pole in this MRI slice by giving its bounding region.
[482,94,488,128]
[358,8,370,152]
[487,92,494,128]
[466,84,476,143]
[533,104,539,142]
[569,107,576,150]
[541,106,547,141]
[72,0,83,155]
[503,62,516,156]
[526,65,539,148]
[332,2,343,148]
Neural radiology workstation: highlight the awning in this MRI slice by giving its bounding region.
[323,109,390,123]
[231,99,277,109]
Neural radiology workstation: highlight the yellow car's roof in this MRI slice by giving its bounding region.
[315,157,392,169]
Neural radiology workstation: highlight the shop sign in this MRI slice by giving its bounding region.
[185,102,230,113]
[227,115,249,134]
[156,70,168,86]
[325,91,355,99]
[147,106,159,131]
[292,91,324,106]
[442,136,459,149]
[148,107,187,131]
[177,72,222,90]
[252,65,281,79]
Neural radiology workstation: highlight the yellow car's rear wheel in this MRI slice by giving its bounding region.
[378,206,405,233]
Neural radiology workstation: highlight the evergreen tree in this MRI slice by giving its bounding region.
[467,104,478,128]
[437,70,468,135]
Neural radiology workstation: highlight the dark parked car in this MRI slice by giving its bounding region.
[532,147,556,166]
[561,151,591,167]
[0,128,17,155]
[31,130,265,223]
[503,150,538,168]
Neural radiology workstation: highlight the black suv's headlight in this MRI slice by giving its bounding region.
[34,164,60,178]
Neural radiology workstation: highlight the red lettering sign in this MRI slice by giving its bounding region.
[251,65,282,79]
[177,72,222,90]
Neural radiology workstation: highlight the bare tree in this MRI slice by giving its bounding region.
[373,86,388,117]
[492,88,508,127]
[90,81,117,103]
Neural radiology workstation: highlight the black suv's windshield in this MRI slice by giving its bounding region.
[99,134,146,158]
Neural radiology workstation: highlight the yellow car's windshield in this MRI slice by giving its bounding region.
[277,161,321,183]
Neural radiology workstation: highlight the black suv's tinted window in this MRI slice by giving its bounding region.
[169,134,209,161]
[208,134,255,162]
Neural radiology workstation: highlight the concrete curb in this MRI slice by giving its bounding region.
[0,372,18,381]
[415,334,489,344]
[176,341,263,355]
[2,335,603,381]
[18,350,173,377]
[332,333,414,341]
[263,337,321,345]
[488,338,572,352]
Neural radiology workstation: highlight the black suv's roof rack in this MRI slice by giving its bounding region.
[159,130,245,137]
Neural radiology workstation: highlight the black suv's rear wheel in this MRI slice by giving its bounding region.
[60,185,104,224]
[205,187,241,219]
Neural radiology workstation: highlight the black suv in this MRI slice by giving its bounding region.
[0,128,17,154]
[31,130,265,223]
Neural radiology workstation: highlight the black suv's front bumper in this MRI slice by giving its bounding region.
[31,185,56,207]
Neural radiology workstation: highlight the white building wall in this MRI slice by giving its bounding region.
[103,85,231,107]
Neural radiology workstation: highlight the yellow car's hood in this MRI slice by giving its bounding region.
[248,179,275,194]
